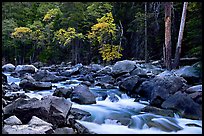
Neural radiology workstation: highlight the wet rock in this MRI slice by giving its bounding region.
[2,73,7,85]
[108,93,119,102]
[4,115,22,125]
[78,74,95,83]
[136,75,187,107]
[119,75,140,94]
[53,87,73,98]
[10,83,21,92]
[130,67,148,77]
[81,81,92,87]
[185,85,202,93]
[71,85,96,104]
[69,118,92,134]
[174,66,201,85]
[4,92,28,101]
[101,83,117,89]
[161,91,202,120]
[2,63,15,72]
[91,64,104,72]
[95,75,115,84]
[2,116,54,134]
[141,105,174,117]
[96,66,112,76]
[69,108,91,120]
[112,60,137,77]
[15,65,37,74]
[54,127,75,134]
[19,79,52,91]
[4,96,72,127]
[32,61,44,69]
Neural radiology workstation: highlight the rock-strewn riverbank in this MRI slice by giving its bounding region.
[2,60,202,134]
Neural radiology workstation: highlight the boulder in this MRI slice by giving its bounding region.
[15,65,37,74]
[2,73,7,85]
[4,115,22,125]
[33,70,68,83]
[71,85,96,104]
[80,81,92,87]
[112,60,137,76]
[96,66,112,76]
[69,108,91,120]
[32,61,44,69]
[53,87,73,98]
[78,74,95,83]
[101,83,117,89]
[10,83,21,92]
[174,66,201,84]
[91,64,104,72]
[95,75,115,84]
[2,63,15,72]
[130,67,148,77]
[136,75,187,107]
[2,116,54,134]
[54,127,75,134]
[185,85,202,93]
[141,106,174,117]
[119,75,140,94]
[161,91,202,120]
[3,96,72,127]
[19,79,52,91]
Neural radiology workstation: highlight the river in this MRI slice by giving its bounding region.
[4,72,202,134]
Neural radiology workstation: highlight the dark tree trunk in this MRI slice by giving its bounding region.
[145,2,148,63]
[164,2,172,70]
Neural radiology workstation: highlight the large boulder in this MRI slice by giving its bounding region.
[53,87,73,98]
[130,67,148,77]
[161,91,202,120]
[2,116,54,134]
[3,96,72,127]
[70,85,96,104]
[119,75,140,94]
[136,75,187,107]
[4,115,22,125]
[2,63,15,72]
[112,60,137,76]
[95,66,112,76]
[90,64,104,72]
[33,70,68,83]
[15,65,38,74]
[174,66,201,84]
[95,75,115,84]
[19,79,52,91]
[185,85,202,93]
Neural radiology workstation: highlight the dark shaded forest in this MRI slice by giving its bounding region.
[2,2,202,67]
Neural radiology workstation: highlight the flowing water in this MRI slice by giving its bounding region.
[4,72,202,134]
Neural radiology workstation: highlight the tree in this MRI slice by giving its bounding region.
[88,12,123,62]
[173,2,188,69]
[144,2,148,63]
[11,27,32,64]
[164,2,172,70]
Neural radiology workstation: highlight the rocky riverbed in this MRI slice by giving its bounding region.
[2,60,202,134]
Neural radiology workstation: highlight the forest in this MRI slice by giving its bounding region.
[2,2,202,68]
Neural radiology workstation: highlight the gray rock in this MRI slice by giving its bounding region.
[185,85,202,93]
[10,83,21,92]
[91,64,104,72]
[81,81,92,87]
[4,96,72,127]
[2,63,15,72]
[28,116,53,127]
[174,66,201,84]
[95,75,115,84]
[96,66,112,75]
[141,106,174,117]
[54,127,75,134]
[112,60,137,76]
[136,75,186,107]
[15,65,37,74]
[161,91,202,120]
[2,73,7,85]
[69,108,91,120]
[78,74,95,83]
[4,115,22,125]
[71,85,96,104]
[119,75,140,94]
[130,67,148,77]
[19,79,52,91]
[53,87,73,98]
[101,83,117,89]
[69,118,92,134]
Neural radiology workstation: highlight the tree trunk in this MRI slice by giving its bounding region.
[118,20,123,53]
[164,2,172,70]
[173,2,188,69]
[145,2,148,63]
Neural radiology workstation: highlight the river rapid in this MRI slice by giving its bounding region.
[4,72,202,134]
